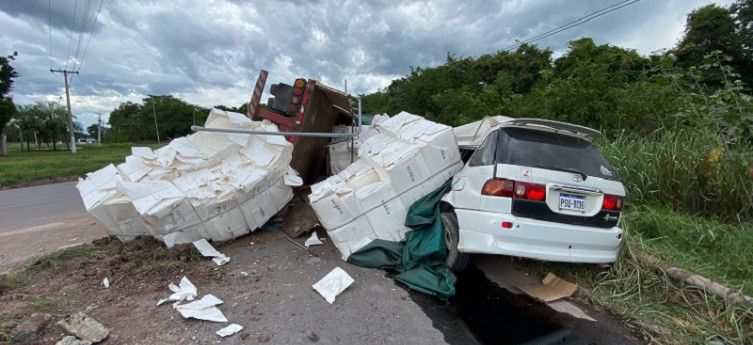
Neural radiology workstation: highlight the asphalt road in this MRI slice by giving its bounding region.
[0,181,105,272]
[0,181,85,233]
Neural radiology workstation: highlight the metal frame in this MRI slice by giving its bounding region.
[192,96,363,138]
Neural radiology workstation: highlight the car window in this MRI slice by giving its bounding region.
[468,130,498,167]
[496,127,617,180]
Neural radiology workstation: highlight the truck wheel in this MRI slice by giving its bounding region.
[441,211,469,272]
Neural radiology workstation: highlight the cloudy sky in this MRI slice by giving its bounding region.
[0,0,734,127]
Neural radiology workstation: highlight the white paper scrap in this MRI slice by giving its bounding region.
[157,276,197,306]
[102,277,110,288]
[193,239,230,266]
[175,294,228,323]
[312,267,354,304]
[304,232,323,248]
[216,323,243,337]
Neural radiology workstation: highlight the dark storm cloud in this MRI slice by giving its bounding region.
[0,0,735,127]
[0,0,102,33]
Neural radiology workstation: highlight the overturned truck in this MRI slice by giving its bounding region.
[77,73,463,261]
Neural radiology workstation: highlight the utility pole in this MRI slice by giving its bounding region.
[50,68,79,153]
[146,94,161,144]
[97,114,102,144]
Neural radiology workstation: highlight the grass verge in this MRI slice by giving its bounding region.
[0,142,161,188]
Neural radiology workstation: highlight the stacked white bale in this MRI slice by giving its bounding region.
[310,112,463,260]
[76,109,300,247]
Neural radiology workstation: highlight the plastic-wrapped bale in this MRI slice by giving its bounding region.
[76,108,300,247]
[309,112,463,260]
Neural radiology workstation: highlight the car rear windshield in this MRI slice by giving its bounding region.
[495,127,618,180]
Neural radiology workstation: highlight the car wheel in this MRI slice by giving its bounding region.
[441,211,469,272]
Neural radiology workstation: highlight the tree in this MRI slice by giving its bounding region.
[14,104,44,151]
[107,101,143,142]
[731,0,753,87]
[42,102,68,151]
[87,124,98,138]
[675,5,742,85]
[0,51,18,155]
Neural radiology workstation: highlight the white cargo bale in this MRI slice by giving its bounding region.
[310,112,462,260]
[76,108,299,247]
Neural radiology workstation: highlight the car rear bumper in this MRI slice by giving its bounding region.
[455,209,622,263]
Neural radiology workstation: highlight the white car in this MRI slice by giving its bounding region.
[441,118,625,271]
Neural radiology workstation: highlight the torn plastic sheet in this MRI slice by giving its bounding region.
[216,324,243,337]
[175,294,228,323]
[310,112,463,260]
[157,276,197,306]
[312,267,355,304]
[193,239,230,266]
[76,108,297,247]
[304,232,323,247]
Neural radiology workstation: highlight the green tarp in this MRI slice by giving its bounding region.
[347,179,456,300]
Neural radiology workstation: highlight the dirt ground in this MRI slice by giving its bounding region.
[0,210,447,345]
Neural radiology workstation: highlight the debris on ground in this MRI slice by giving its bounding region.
[101,277,109,288]
[312,267,355,304]
[157,276,197,306]
[516,272,578,302]
[174,294,228,322]
[303,232,323,247]
[192,238,230,266]
[11,313,51,343]
[75,108,299,248]
[55,335,92,345]
[57,313,109,343]
[310,112,462,260]
[216,323,244,337]
[547,300,596,321]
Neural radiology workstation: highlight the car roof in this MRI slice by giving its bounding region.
[499,118,601,141]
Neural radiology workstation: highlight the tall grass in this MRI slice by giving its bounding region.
[625,206,753,295]
[598,129,753,222]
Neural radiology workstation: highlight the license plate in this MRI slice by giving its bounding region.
[559,193,585,212]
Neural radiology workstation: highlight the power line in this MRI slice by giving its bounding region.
[502,0,641,52]
[75,0,104,73]
[64,0,79,71]
[72,0,93,71]
[501,0,634,51]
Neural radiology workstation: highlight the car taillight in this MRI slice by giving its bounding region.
[602,194,623,211]
[514,182,546,201]
[481,179,514,197]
